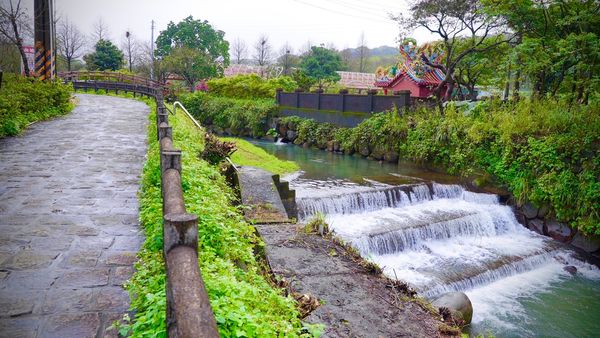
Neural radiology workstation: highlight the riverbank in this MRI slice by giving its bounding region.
[221,136,299,174]
[247,139,600,338]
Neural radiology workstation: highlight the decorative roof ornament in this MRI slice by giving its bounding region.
[375,38,445,88]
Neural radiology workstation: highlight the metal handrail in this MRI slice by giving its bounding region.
[173,101,202,130]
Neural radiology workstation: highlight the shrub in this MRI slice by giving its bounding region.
[0,74,73,137]
[180,92,278,137]
[207,74,297,99]
[200,133,236,164]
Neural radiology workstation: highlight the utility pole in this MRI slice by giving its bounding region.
[150,20,155,80]
[34,0,55,80]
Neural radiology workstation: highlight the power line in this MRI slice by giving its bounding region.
[324,0,403,16]
[290,0,389,23]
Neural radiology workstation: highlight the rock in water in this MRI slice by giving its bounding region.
[432,292,473,324]
[563,266,577,275]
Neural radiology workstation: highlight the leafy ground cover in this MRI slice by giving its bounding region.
[0,74,73,137]
[221,136,299,175]
[277,99,600,235]
[121,95,310,337]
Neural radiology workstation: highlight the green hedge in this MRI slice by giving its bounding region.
[181,92,277,138]
[207,74,297,99]
[279,99,600,235]
[123,97,312,337]
[0,74,73,137]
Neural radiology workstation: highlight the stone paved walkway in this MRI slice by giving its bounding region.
[0,94,148,338]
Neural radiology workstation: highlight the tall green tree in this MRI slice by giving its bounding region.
[299,46,343,89]
[84,39,123,71]
[155,16,229,88]
[487,0,600,102]
[163,47,219,91]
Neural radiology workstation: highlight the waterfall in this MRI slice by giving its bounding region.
[296,181,598,303]
[418,251,558,298]
[297,186,412,220]
[297,183,500,220]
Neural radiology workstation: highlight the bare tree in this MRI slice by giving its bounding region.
[121,31,137,72]
[299,40,312,56]
[357,32,369,73]
[57,17,85,71]
[253,34,272,66]
[278,42,296,75]
[0,0,32,75]
[231,37,247,64]
[92,17,110,43]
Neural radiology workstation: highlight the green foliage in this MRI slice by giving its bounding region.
[281,99,600,235]
[0,74,73,137]
[155,16,229,90]
[163,46,221,90]
[83,39,124,71]
[126,97,309,337]
[207,74,297,99]
[300,46,343,88]
[291,70,317,92]
[181,92,277,138]
[155,15,229,67]
[220,137,300,175]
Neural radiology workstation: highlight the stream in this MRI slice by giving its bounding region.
[250,139,600,338]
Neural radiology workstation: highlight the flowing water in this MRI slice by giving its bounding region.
[250,139,600,337]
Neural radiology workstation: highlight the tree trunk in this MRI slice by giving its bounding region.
[503,61,511,100]
[11,16,30,76]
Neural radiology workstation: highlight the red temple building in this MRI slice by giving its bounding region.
[374,40,447,99]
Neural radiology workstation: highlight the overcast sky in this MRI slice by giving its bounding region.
[21,0,436,54]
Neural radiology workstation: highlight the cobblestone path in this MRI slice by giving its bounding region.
[0,94,148,338]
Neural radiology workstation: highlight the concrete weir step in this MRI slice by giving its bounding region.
[254,223,444,337]
[237,166,290,223]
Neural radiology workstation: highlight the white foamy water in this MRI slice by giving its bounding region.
[295,182,600,335]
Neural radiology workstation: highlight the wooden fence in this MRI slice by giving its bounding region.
[276,89,411,113]
[62,73,219,337]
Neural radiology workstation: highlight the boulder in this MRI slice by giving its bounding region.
[527,219,544,235]
[522,203,538,219]
[563,265,577,275]
[302,142,312,148]
[432,292,473,324]
[333,141,340,152]
[359,145,371,157]
[370,149,385,161]
[546,220,573,242]
[384,151,399,163]
[326,140,334,152]
[537,204,550,218]
[278,123,288,136]
[285,130,297,142]
[570,232,600,253]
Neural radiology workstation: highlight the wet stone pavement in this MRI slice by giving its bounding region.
[0,94,148,338]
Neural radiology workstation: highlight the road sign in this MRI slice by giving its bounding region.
[21,46,35,75]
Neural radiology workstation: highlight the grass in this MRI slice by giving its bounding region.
[221,136,300,175]
[122,96,312,337]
